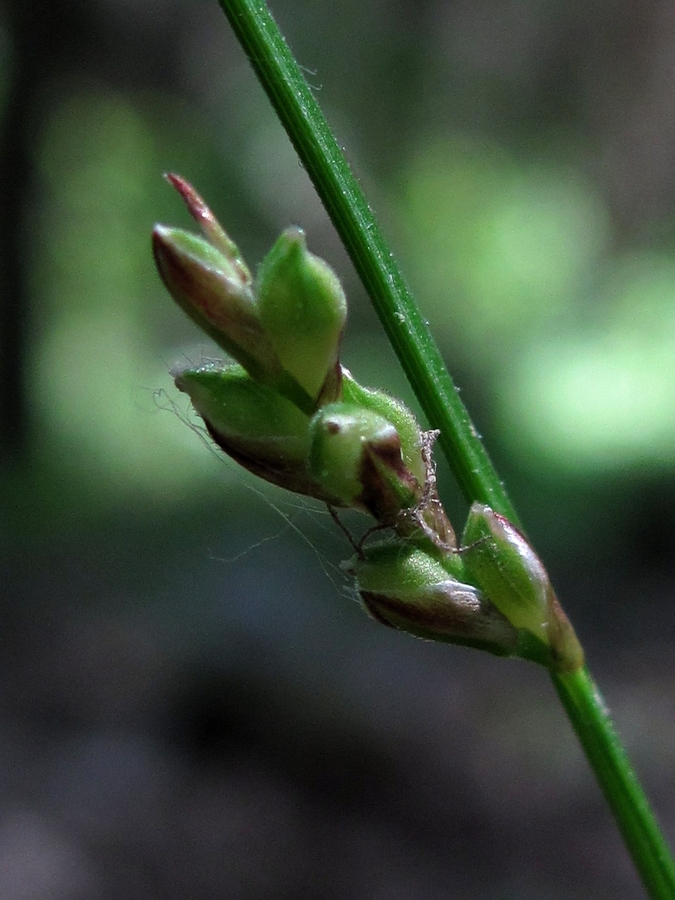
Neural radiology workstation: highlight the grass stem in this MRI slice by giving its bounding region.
[215,1,675,895]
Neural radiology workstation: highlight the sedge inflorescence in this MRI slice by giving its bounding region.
[153,175,582,673]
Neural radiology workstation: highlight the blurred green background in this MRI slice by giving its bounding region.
[1,1,675,898]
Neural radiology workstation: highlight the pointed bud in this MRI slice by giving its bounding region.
[152,223,283,385]
[462,504,584,672]
[174,363,326,497]
[341,371,426,485]
[257,228,347,402]
[341,371,456,548]
[350,542,520,656]
[164,173,252,284]
[308,403,424,521]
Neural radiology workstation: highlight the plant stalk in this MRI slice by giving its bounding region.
[215,0,675,895]
[553,667,675,898]
[217,0,517,523]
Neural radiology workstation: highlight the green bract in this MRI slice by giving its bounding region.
[351,541,520,657]
[462,504,583,672]
[257,228,347,402]
[153,224,278,383]
[308,402,422,520]
[174,363,322,497]
[341,372,426,486]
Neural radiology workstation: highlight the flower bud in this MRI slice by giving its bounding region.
[341,372,456,548]
[350,541,521,656]
[462,504,584,672]
[341,371,426,485]
[174,362,325,497]
[308,403,422,521]
[153,224,283,386]
[257,228,347,402]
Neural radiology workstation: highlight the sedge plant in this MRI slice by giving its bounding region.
[151,3,675,897]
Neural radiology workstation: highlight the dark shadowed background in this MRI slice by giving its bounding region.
[1,1,675,898]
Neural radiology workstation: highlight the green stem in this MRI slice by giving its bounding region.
[215,0,675,896]
[553,667,675,899]
[216,0,517,523]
